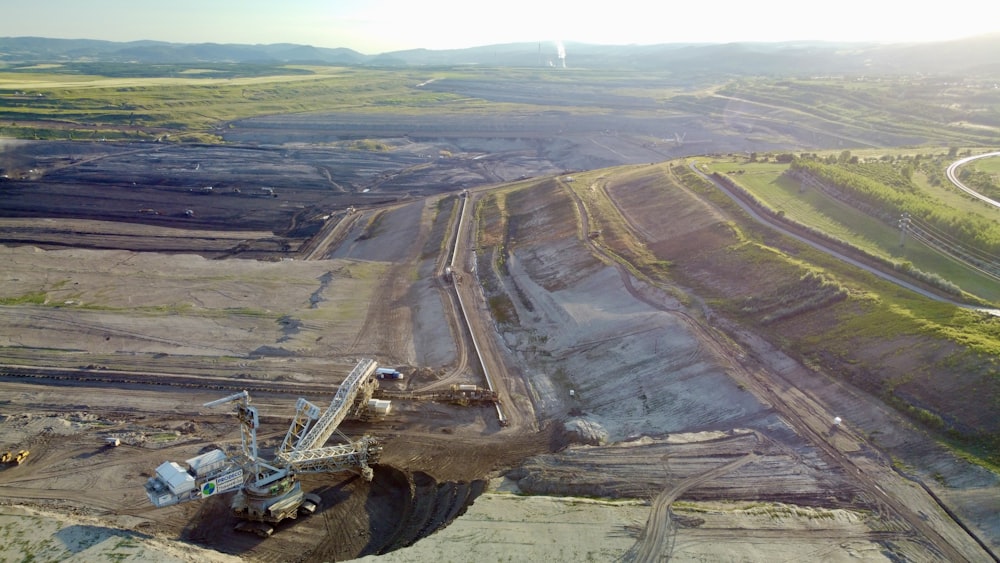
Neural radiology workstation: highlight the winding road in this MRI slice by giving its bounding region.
[946,151,1000,209]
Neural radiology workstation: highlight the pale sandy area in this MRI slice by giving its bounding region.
[355,479,650,563]
[0,505,242,563]
[355,478,890,563]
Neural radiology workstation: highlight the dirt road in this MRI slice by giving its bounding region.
[628,451,758,562]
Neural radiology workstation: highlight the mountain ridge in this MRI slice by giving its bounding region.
[1,35,998,75]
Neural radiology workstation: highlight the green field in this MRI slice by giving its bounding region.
[703,156,1000,304]
[715,78,1000,148]
[970,156,1000,174]
[3,65,653,143]
[0,66,469,141]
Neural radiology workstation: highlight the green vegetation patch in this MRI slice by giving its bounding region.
[421,194,458,260]
[356,210,388,241]
[475,192,519,327]
[715,78,1000,148]
[6,62,317,79]
[0,66,464,141]
[349,139,391,151]
[791,158,1000,255]
[563,166,673,285]
[958,156,1000,200]
[740,271,848,324]
[702,154,1000,304]
[0,291,48,305]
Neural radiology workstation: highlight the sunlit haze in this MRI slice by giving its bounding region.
[3,0,998,55]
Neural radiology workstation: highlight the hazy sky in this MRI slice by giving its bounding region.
[3,0,998,54]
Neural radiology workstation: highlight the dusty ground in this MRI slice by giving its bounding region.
[0,134,997,561]
[0,193,551,562]
[0,200,992,562]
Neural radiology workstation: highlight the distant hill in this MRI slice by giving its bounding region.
[1,35,999,76]
[0,37,368,66]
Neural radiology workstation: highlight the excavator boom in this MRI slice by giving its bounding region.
[294,358,378,452]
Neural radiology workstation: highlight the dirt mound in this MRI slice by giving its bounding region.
[508,432,862,507]
[563,417,610,445]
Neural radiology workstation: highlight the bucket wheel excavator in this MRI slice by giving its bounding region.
[144,358,385,537]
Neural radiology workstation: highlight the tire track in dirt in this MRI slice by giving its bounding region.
[626,451,758,563]
[346,262,412,362]
[297,204,414,362]
[343,207,421,362]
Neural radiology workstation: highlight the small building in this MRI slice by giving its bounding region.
[186,449,228,478]
[155,461,195,495]
[368,399,392,416]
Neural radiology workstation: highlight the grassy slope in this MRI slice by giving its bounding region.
[715,79,1000,147]
[572,161,1000,467]
[2,66,629,144]
[702,157,1000,304]
[0,67,463,141]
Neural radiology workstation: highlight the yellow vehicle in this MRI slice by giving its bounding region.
[0,451,10,463]
[13,450,29,465]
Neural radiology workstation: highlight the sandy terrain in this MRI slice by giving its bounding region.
[0,504,242,563]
